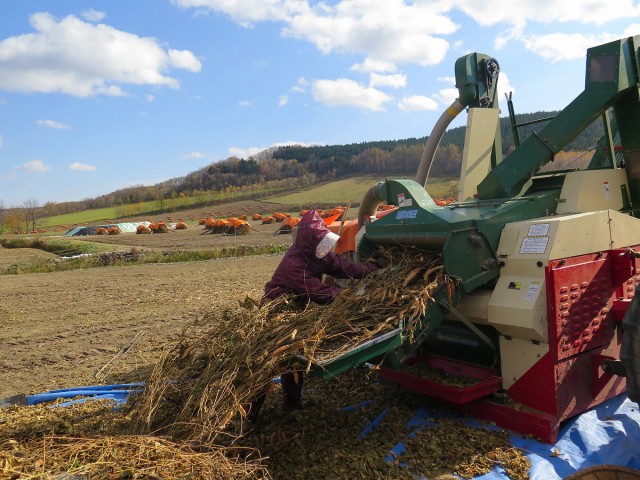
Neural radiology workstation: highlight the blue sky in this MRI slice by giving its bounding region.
[1,1,639,207]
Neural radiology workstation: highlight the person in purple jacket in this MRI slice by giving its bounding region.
[245,209,378,423]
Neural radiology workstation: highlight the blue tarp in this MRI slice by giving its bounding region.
[24,385,640,478]
[353,393,640,479]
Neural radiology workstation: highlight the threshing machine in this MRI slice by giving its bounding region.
[316,36,640,443]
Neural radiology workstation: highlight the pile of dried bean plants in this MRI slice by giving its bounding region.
[130,247,450,442]
[0,401,266,479]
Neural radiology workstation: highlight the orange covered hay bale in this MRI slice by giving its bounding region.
[136,225,152,234]
[276,216,301,234]
[252,213,262,221]
[155,223,170,233]
[262,216,275,224]
[228,218,251,235]
[96,227,108,235]
[214,219,231,233]
[238,215,248,221]
[198,218,207,225]
[108,227,121,235]
[283,217,300,228]
[175,222,188,230]
[272,212,287,222]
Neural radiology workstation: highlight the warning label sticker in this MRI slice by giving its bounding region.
[527,223,550,237]
[525,282,542,301]
[520,236,549,254]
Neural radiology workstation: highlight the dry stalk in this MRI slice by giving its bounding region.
[130,247,447,444]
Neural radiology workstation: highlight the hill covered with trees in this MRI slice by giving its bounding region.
[29,110,605,219]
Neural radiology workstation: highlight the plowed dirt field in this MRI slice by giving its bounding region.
[0,224,292,399]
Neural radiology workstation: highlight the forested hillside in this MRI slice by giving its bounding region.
[39,110,604,216]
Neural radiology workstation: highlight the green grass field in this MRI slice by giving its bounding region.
[26,175,458,232]
[268,175,458,207]
[37,188,290,229]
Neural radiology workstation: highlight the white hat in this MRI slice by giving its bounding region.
[315,231,340,258]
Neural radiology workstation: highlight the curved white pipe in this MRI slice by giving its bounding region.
[357,181,386,229]
[415,99,465,187]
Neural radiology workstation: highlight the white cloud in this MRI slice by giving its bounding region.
[37,119,71,129]
[290,76,308,93]
[437,76,456,85]
[370,73,406,89]
[496,71,515,100]
[351,58,397,73]
[146,94,155,102]
[624,24,640,37]
[239,99,252,107]
[278,95,289,106]
[229,140,318,159]
[168,49,202,72]
[69,162,96,171]
[174,0,455,69]
[172,0,294,26]
[433,87,459,106]
[228,146,264,158]
[0,12,202,97]
[283,1,454,68]
[521,33,619,62]
[312,78,392,111]
[398,95,438,111]
[182,151,207,159]
[171,0,640,71]
[455,0,640,27]
[21,159,51,173]
[81,9,106,22]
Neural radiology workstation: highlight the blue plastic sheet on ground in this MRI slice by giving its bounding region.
[28,384,640,478]
[26,382,144,407]
[350,393,640,479]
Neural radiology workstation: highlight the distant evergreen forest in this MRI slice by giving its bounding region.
[41,110,606,215]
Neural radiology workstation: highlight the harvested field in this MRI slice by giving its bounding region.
[71,220,292,251]
[0,254,282,399]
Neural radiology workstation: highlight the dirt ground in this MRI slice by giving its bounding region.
[0,238,286,399]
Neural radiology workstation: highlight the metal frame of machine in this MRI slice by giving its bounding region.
[313,36,640,443]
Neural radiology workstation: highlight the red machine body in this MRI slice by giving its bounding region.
[381,246,639,443]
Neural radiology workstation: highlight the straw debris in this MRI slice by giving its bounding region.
[130,248,449,442]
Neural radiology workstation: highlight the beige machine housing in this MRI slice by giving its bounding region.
[446,168,639,388]
[488,208,640,387]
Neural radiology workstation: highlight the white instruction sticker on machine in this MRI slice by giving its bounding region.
[520,236,549,254]
[524,282,542,301]
[397,193,413,207]
[527,223,549,237]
